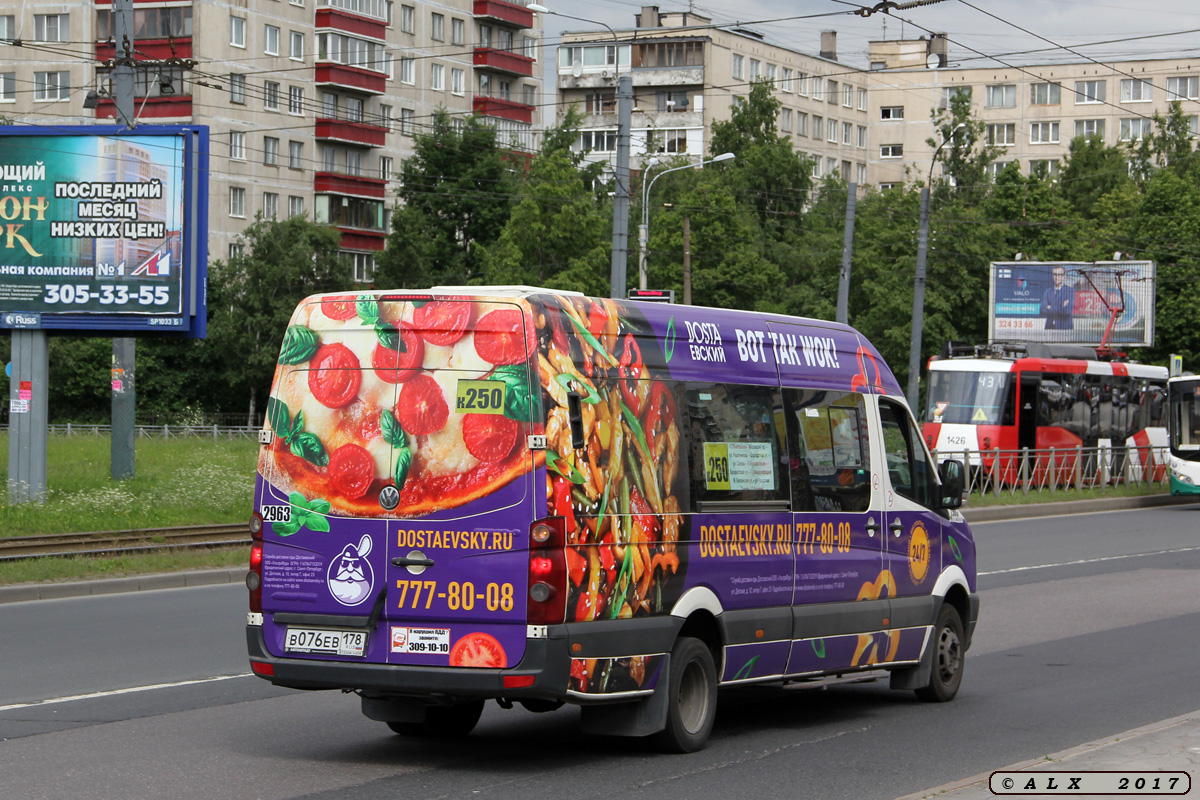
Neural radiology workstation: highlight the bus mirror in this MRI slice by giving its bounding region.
[939,459,965,509]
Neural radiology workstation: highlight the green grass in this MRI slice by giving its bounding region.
[0,432,258,536]
[968,481,1168,507]
[0,546,249,586]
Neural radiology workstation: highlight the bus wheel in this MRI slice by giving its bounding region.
[652,637,717,753]
[387,700,484,737]
[915,604,965,703]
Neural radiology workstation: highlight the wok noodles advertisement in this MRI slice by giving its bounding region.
[254,292,966,688]
[988,260,1155,347]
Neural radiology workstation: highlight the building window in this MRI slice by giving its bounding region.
[345,96,363,122]
[401,4,414,33]
[431,63,444,91]
[400,58,414,84]
[379,156,393,180]
[797,72,809,96]
[0,17,10,41]
[780,108,792,132]
[782,67,793,92]
[985,161,1013,181]
[1029,121,1059,144]
[229,243,245,260]
[378,104,392,128]
[1075,119,1104,140]
[880,106,903,120]
[732,54,743,80]
[229,131,245,160]
[288,196,305,218]
[1075,80,1105,104]
[827,157,838,175]
[813,116,823,140]
[1029,159,1060,179]
[857,87,867,111]
[986,84,1016,108]
[290,31,304,60]
[1030,82,1060,105]
[987,123,1016,146]
[34,13,68,42]
[263,192,279,220]
[345,150,362,176]
[842,121,852,145]
[522,84,535,106]
[320,145,336,171]
[33,71,69,101]
[350,252,375,283]
[288,86,304,115]
[264,81,280,110]
[826,79,838,104]
[400,108,415,136]
[856,163,867,184]
[289,140,303,169]
[451,17,464,45]
[430,12,444,41]
[796,112,808,137]
[263,136,279,166]
[765,63,776,89]
[1167,76,1199,100]
[579,130,618,152]
[748,59,760,81]
[230,15,245,47]
[0,73,15,102]
[843,83,853,107]
[857,125,866,148]
[1120,118,1152,141]
[451,68,464,95]
[880,143,903,159]
[230,73,246,104]
[827,118,838,143]
[265,24,280,55]
[230,186,246,218]
[940,86,971,109]
[1121,78,1152,102]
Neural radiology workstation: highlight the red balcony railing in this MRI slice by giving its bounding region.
[472,0,533,29]
[473,47,534,77]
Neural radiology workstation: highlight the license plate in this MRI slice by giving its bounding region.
[284,627,367,657]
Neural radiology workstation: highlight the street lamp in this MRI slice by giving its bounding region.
[906,122,967,409]
[638,152,735,290]
[529,3,632,299]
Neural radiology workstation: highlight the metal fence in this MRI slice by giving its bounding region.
[931,444,1170,498]
[0,423,261,441]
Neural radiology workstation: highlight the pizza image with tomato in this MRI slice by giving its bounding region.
[259,293,539,517]
[448,632,507,668]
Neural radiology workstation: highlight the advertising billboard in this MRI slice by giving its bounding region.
[0,125,208,337]
[988,260,1155,348]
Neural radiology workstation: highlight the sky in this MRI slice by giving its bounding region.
[536,0,1200,70]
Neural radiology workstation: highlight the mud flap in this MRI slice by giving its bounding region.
[888,631,934,691]
[578,653,670,738]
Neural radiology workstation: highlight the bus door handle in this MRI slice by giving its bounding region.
[889,519,904,537]
[392,555,435,568]
[865,518,880,538]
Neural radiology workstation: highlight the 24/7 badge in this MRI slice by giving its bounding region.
[908,521,930,585]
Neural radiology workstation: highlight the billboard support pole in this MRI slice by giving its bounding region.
[907,185,931,409]
[7,330,49,503]
[111,0,137,479]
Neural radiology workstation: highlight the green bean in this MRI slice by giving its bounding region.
[619,399,651,461]
[625,446,647,502]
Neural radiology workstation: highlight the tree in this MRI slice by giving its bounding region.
[1060,134,1131,218]
[375,110,517,288]
[206,215,350,425]
[928,88,1000,199]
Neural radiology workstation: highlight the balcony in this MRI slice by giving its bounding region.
[473,94,534,124]
[96,39,191,63]
[315,8,387,40]
[473,47,534,77]
[315,64,387,95]
[313,171,387,199]
[96,97,192,120]
[315,118,388,147]
[473,0,533,29]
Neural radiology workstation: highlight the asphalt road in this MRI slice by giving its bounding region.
[1,503,1197,800]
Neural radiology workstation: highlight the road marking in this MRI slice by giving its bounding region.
[980,545,1200,576]
[0,673,252,712]
[971,503,1200,524]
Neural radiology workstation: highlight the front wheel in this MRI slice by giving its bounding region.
[387,700,484,737]
[652,636,717,753]
[915,603,965,702]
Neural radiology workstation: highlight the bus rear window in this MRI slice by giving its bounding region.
[927,371,1011,425]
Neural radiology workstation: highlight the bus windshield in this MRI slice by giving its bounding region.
[1168,378,1200,459]
[927,370,1011,425]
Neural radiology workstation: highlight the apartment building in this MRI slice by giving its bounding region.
[0,0,542,281]
[553,5,870,184]
[867,36,1200,187]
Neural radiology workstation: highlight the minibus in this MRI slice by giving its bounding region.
[246,287,978,753]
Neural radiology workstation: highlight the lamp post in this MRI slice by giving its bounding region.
[907,122,966,410]
[638,152,734,290]
[529,4,632,299]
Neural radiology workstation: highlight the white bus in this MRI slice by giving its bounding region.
[1166,375,1200,496]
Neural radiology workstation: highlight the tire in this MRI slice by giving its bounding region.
[652,636,718,753]
[915,603,965,703]
[386,700,484,737]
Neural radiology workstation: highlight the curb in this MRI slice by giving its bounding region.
[961,492,1195,522]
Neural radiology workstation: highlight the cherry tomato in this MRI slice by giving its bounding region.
[472,309,534,365]
[448,632,507,668]
[321,297,358,321]
[327,443,375,499]
[461,413,519,462]
[413,298,472,347]
[395,373,449,436]
[307,344,361,408]
[371,323,424,383]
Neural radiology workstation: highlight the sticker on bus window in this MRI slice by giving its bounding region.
[704,442,775,491]
[455,379,507,415]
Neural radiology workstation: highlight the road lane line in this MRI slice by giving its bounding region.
[979,545,1200,576]
[0,673,252,712]
[971,503,1200,524]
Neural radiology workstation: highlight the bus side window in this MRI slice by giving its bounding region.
[784,389,871,513]
[685,383,789,506]
[879,399,936,509]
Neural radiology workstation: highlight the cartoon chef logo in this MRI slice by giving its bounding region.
[908,521,930,585]
[327,534,375,606]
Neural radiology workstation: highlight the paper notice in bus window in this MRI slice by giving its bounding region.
[704,441,775,491]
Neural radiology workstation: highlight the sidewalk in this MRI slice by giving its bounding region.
[896,709,1199,799]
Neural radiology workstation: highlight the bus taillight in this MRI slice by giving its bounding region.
[527,517,567,625]
[247,543,263,613]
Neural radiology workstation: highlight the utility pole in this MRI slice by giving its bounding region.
[836,182,857,325]
[610,73,632,299]
[111,0,137,479]
[907,185,931,410]
[682,216,691,305]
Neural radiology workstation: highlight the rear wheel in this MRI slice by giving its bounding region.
[386,700,484,737]
[652,636,717,753]
[915,603,965,702]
